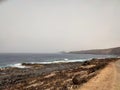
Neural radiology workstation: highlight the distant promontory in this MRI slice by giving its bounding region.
[68,47,120,55]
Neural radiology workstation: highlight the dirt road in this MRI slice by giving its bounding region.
[114,60,120,90]
[78,60,120,90]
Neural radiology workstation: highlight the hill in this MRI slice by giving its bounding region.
[69,47,120,55]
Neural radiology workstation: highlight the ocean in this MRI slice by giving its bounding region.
[0,53,117,68]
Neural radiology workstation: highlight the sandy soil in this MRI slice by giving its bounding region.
[114,60,120,90]
[78,60,120,90]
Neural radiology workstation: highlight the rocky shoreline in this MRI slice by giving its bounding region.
[0,58,119,90]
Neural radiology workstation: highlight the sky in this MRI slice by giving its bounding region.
[0,0,120,53]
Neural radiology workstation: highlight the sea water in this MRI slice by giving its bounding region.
[0,53,117,68]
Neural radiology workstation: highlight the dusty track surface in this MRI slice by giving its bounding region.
[79,60,120,90]
[114,60,120,90]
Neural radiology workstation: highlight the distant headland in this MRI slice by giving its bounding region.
[68,47,120,55]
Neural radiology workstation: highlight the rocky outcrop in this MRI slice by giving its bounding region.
[72,72,96,85]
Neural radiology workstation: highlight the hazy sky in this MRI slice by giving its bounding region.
[0,0,120,53]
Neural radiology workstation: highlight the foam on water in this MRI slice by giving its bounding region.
[25,58,88,65]
[2,59,86,68]
[9,63,26,68]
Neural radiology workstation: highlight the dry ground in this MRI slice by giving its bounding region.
[78,60,120,90]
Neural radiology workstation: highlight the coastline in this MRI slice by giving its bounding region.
[0,58,119,90]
